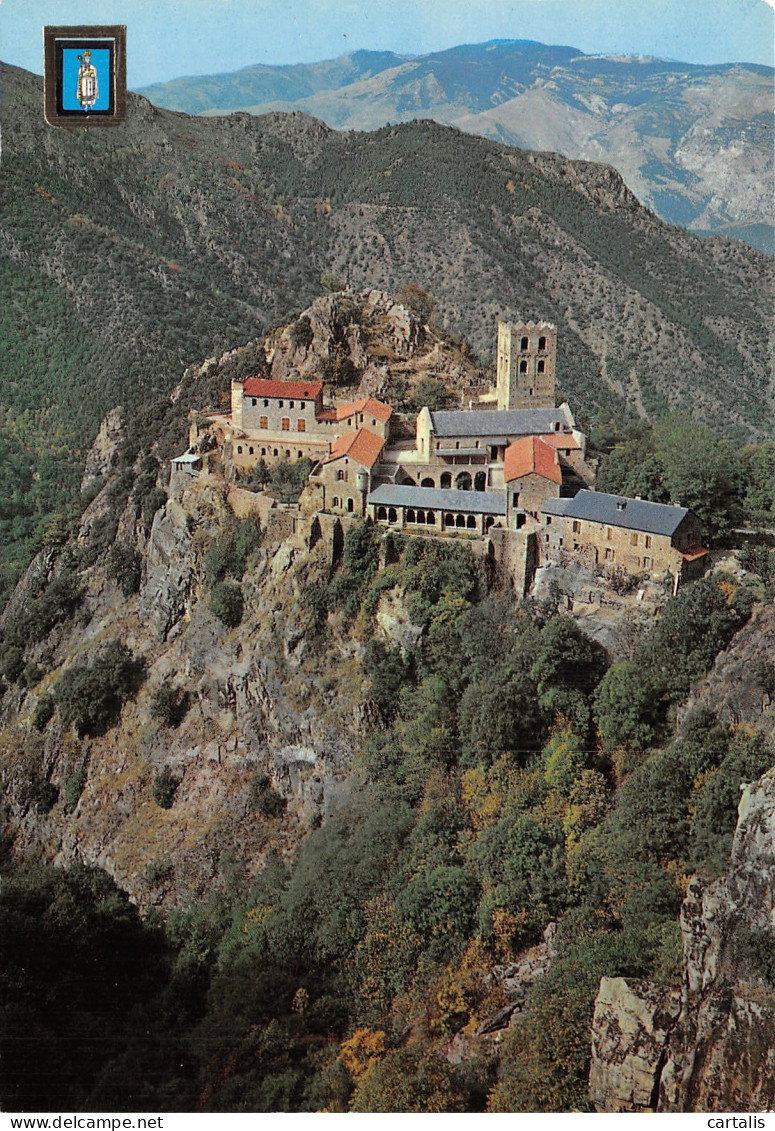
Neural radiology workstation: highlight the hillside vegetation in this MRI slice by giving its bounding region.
[0,435,773,1109]
[138,39,775,250]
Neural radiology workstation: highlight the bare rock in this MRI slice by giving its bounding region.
[589,978,681,1112]
[659,771,775,1111]
[81,406,125,491]
[680,602,775,730]
[137,500,196,640]
[589,772,775,1112]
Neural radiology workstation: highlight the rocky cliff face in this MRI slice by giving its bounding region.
[589,770,775,1112]
[0,459,370,910]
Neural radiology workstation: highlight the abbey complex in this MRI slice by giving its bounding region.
[175,314,708,595]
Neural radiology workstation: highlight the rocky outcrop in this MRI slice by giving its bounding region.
[681,602,775,730]
[474,921,558,1036]
[589,979,680,1111]
[138,499,197,641]
[80,406,126,491]
[658,772,775,1111]
[265,289,429,385]
[589,771,775,1112]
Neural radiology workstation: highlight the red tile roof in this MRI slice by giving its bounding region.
[335,396,393,422]
[241,377,323,400]
[324,428,385,469]
[538,432,582,451]
[504,436,562,484]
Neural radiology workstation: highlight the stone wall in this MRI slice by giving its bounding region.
[488,528,535,596]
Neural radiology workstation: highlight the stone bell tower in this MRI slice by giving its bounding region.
[496,320,557,410]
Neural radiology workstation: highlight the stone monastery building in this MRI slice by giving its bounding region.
[183,317,707,584]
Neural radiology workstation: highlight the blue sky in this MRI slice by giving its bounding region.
[2,0,773,87]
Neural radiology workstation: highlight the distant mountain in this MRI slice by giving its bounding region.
[1,61,772,596]
[138,40,775,252]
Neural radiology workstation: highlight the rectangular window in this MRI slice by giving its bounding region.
[259,416,268,429]
[281,418,290,431]
[572,520,581,534]
[251,398,257,406]
[630,533,639,546]
[607,527,613,540]
[512,492,519,507]
[605,548,615,561]
[300,402,306,411]
[297,419,305,432]
[643,556,653,569]
[278,400,284,408]
[645,536,652,549]
[289,401,294,409]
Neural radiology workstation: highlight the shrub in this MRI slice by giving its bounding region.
[152,766,180,809]
[290,314,314,350]
[107,541,142,596]
[208,581,244,627]
[62,767,87,813]
[53,641,145,737]
[248,771,286,818]
[203,516,263,582]
[150,681,189,727]
[32,694,55,732]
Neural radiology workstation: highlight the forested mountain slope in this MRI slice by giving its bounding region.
[138,40,775,250]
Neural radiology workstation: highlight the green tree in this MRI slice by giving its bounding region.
[593,660,663,751]
[350,1043,465,1112]
[208,580,244,627]
[53,641,145,737]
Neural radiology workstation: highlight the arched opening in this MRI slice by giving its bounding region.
[332,496,340,508]
[261,448,266,456]
[520,336,528,351]
[406,509,416,524]
[416,510,426,525]
[273,449,278,457]
[402,476,416,486]
[440,472,452,489]
[474,471,487,491]
[538,335,546,351]
[484,515,495,531]
[455,471,472,491]
[347,498,354,513]
[377,506,387,520]
[421,477,435,488]
[444,513,455,528]
[297,450,303,459]
[519,359,528,374]
[516,513,526,529]
[285,450,291,459]
[388,508,398,524]
[455,514,465,528]
[466,515,476,529]
[537,360,545,374]
[248,446,254,455]
[425,511,435,525]
[237,445,243,454]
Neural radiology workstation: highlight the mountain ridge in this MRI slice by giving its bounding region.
[137,39,775,250]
